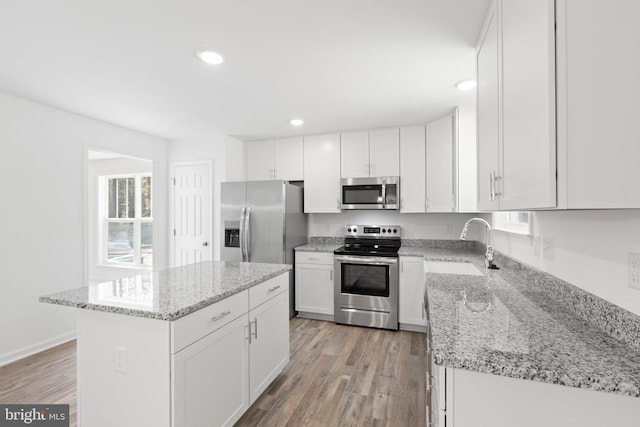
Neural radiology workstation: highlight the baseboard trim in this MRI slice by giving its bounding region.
[0,331,76,367]
[296,312,334,322]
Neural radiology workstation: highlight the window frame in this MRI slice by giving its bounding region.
[492,211,532,236]
[100,173,153,269]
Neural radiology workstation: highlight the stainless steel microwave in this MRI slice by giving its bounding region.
[341,177,399,210]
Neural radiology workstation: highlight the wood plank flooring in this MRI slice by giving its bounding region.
[0,340,77,426]
[0,318,426,427]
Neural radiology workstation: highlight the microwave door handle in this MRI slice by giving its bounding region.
[381,182,386,209]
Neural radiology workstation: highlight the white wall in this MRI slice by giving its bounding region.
[309,211,483,241]
[88,157,153,282]
[0,92,168,366]
[492,210,640,316]
[456,103,477,213]
[168,135,244,263]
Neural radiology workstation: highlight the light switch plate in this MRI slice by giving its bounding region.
[628,252,640,290]
[542,237,555,262]
[114,346,127,373]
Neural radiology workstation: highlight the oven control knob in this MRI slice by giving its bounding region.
[393,228,397,233]
[387,228,392,233]
[382,228,386,233]
[353,227,357,233]
[347,228,351,232]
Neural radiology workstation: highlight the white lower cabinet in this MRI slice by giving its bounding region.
[248,289,290,403]
[398,256,427,331]
[294,252,334,319]
[172,315,250,427]
[429,366,640,427]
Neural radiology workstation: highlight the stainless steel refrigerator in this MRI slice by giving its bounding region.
[220,180,307,317]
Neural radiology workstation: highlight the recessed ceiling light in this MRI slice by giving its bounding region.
[197,50,224,65]
[290,119,304,126]
[455,79,477,91]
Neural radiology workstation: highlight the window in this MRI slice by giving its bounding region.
[492,211,531,235]
[102,174,152,267]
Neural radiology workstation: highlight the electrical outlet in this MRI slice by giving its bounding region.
[542,237,555,262]
[628,252,640,290]
[114,346,127,373]
[533,236,541,257]
[445,224,453,235]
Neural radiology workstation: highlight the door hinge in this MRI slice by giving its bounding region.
[173,229,176,236]
[172,178,176,185]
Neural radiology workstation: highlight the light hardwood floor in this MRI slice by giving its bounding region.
[0,318,426,427]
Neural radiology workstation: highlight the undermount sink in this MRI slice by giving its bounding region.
[424,261,484,276]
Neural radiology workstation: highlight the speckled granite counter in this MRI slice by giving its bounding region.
[40,261,292,321]
[417,244,640,397]
[294,236,344,253]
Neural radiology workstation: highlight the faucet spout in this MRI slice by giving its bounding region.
[459,218,497,269]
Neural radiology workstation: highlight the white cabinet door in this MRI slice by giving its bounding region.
[369,128,400,177]
[500,0,556,209]
[399,126,426,213]
[303,134,341,213]
[274,137,303,181]
[172,315,250,427]
[398,257,427,328]
[426,115,455,213]
[476,2,501,211]
[246,140,274,181]
[248,290,290,404]
[340,131,370,178]
[295,261,334,315]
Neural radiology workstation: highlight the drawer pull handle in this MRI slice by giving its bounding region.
[211,310,232,322]
[268,285,281,292]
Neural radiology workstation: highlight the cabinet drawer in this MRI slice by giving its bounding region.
[295,251,334,265]
[249,273,289,311]
[171,290,248,353]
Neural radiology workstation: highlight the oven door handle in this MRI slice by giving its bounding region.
[334,255,398,265]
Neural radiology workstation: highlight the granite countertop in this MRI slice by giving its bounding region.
[40,261,292,321]
[421,248,640,398]
[295,237,344,253]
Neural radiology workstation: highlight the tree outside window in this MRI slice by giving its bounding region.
[103,174,153,267]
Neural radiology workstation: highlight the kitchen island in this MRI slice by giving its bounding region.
[40,261,292,427]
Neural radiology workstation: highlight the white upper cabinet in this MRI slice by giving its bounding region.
[303,133,341,213]
[273,137,304,181]
[246,140,274,181]
[426,115,455,213]
[399,126,426,213]
[341,128,399,178]
[246,137,303,181]
[476,0,556,211]
[369,128,400,177]
[556,0,640,208]
[340,131,370,178]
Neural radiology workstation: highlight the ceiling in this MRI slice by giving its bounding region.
[0,0,491,142]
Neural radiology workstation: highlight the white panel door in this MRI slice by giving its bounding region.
[303,134,341,213]
[399,126,426,213]
[172,162,211,267]
[369,128,400,177]
[340,131,370,178]
[426,115,455,212]
[246,140,274,181]
[500,0,556,209]
[273,137,303,181]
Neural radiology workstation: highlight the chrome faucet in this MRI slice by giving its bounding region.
[460,218,498,269]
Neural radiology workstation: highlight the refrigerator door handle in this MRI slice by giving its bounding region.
[239,207,247,261]
[244,206,251,262]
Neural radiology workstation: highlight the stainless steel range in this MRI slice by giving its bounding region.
[333,224,401,330]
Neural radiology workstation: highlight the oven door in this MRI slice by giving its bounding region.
[334,255,399,329]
